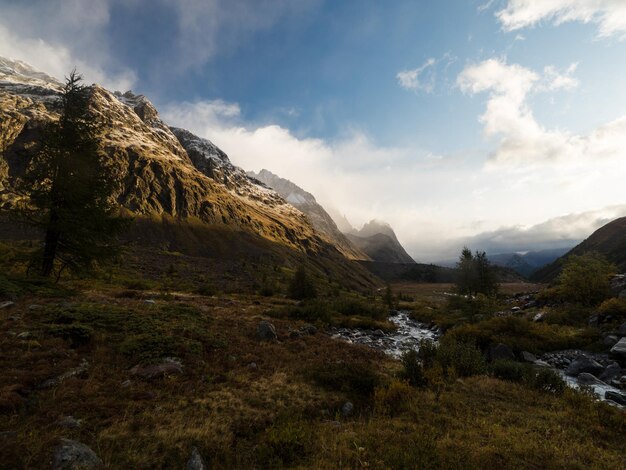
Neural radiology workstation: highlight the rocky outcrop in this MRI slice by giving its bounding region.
[249,169,369,260]
[0,57,327,254]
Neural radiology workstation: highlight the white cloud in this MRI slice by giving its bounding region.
[0,1,136,90]
[457,58,626,166]
[397,58,436,92]
[497,0,626,39]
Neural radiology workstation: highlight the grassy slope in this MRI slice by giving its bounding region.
[0,286,624,469]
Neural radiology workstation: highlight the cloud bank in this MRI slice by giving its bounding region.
[457,58,626,167]
[497,0,626,39]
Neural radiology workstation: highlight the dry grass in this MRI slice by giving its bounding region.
[0,277,624,468]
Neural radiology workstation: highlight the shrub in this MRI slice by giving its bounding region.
[305,362,380,398]
[374,380,414,416]
[288,266,317,300]
[255,415,312,467]
[436,337,486,377]
[598,298,626,319]
[401,350,426,386]
[333,298,386,320]
[417,339,438,368]
[46,323,94,347]
[490,360,527,383]
[0,275,22,300]
[119,333,202,364]
[558,253,615,306]
[283,303,332,324]
[528,368,566,395]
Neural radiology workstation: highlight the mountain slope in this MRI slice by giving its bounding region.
[531,217,626,282]
[248,169,369,260]
[346,220,415,264]
[488,247,571,278]
[0,57,379,289]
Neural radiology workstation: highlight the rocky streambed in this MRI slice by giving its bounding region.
[330,310,626,408]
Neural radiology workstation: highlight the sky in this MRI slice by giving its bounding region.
[2,0,626,261]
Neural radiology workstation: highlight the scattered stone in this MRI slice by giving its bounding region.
[618,322,626,336]
[587,315,599,327]
[520,351,537,363]
[604,391,626,406]
[341,401,354,417]
[57,416,82,429]
[256,321,277,342]
[510,306,521,312]
[16,332,31,339]
[565,356,604,377]
[602,335,619,347]
[610,338,626,360]
[121,380,132,388]
[28,304,42,311]
[533,359,551,367]
[41,359,90,389]
[599,363,622,382]
[0,301,15,309]
[300,324,318,335]
[247,362,257,370]
[289,330,302,339]
[577,373,607,387]
[186,447,206,470]
[52,439,103,470]
[533,312,546,322]
[8,315,20,321]
[373,329,385,338]
[130,358,183,380]
[488,343,515,362]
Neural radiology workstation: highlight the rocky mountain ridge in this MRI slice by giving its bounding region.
[248,169,369,260]
[0,57,350,260]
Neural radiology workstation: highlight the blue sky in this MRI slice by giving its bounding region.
[2,0,626,260]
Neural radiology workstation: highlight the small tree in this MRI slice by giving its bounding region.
[288,266,317,300]
[558,252,615,306]
[17,70,127,278]
[455,247,498,296]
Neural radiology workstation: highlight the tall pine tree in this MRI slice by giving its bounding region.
[18,70,127,278]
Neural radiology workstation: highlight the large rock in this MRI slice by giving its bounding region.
[130,358,183,380]
[599,363,623,382]
[488,343,515,362]
[565,356,604,377]
[610,338,626,360]
[52,439,103,470]
[186,447,206,470]
[605,391,626,406]
[520,351,537,363]
[618,322,626,336]
[256,321,277,342]
[576,373,607,387]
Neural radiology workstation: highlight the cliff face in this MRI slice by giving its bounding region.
[0,57,328,254]
[249,169,370,260]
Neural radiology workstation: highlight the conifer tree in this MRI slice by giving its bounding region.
[18,70,127,278]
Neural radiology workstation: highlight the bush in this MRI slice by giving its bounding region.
[46,323,94,347]
[598,298,626,319]
[255,415,312,467]
[305,362,380,398]
[490,360,527,383]
[528,368,566,395]
[0,275,22,300]
[436,337,486,377]
[401,350,426,386]
[333,298,386,320]
[288,266,317,300]
[374,380,414,416]
[558,253,615,306]
[119,333,202,364]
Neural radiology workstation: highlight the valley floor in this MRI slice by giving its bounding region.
[0,280,624,469]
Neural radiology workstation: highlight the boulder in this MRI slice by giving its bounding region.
[599,363,623,382]
[341,401,354,417]
[130,358,183,380]
[533,312,545,322]
[610,338,626,360]
[0,301,15,309]
[256,321,277,342]
[52,439,103,470]
[56,416,82,429]
[488,343,515,362]
[602,335,619,347]
[565,356,604,377]
[576,373,607,387]
[604,391,626,406]
[186,447,206,470]
[300,324,318,335]
[520,351,537,363]
[618,322,626,336]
